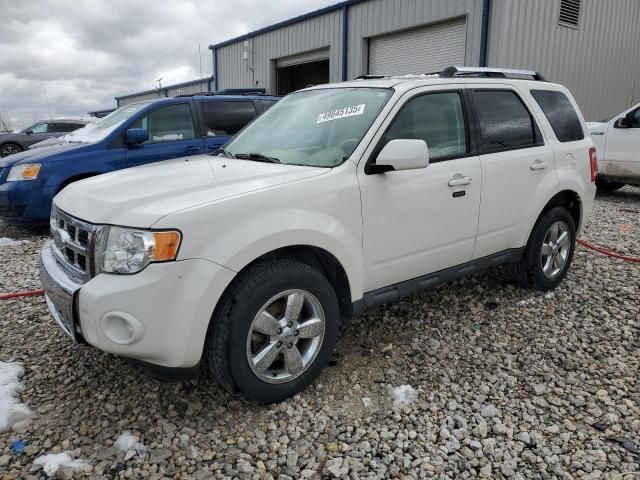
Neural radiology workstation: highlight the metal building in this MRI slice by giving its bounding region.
[115,77,215,107]
[209,0,640,120]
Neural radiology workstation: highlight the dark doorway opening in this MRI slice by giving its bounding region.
[276,59,329,95]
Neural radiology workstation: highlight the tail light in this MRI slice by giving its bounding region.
[589,147,598,182]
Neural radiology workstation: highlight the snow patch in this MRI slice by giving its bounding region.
[0,361,31,433]
[0,238,29,247]
[115,431,146,458]
[391,385,418,407]
[34,452,87,477]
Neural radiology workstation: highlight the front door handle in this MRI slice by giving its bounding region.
[530,159,549,170]
[448,174,472,187]
[184,146,202,153]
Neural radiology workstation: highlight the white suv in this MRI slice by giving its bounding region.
[40,67,597,403]
[587,101,640,191]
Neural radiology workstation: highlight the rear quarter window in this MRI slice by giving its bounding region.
[530,90,584,142]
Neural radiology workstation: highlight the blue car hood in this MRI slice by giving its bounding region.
[0,142,90,168]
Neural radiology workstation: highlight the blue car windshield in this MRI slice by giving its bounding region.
[63,102,153,143]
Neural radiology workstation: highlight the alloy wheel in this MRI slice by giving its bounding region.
[246,289,325,384]
[540,221,571,279]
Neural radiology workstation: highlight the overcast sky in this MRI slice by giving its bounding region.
[0,0,336,128]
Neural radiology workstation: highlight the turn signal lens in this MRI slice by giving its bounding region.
[153,231,181,261]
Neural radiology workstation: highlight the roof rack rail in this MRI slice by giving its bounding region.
[175,88,268,98]
[354,74,388,80]
[440,66,547,81]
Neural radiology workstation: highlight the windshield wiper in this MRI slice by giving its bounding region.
[212,147,235,158]
[234,152,282,164]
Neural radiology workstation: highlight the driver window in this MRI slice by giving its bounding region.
[132,104,195,143]
[383,92,468,161]
[30,123,49,134]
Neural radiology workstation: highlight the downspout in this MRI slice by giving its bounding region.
[341,4,349,81]
[214,47,219,91]
[479,0,491,67]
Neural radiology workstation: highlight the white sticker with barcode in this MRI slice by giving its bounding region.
[317,104,366,123]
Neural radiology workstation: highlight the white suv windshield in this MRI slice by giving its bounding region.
[224,88,392,167]
[63,102,153,143]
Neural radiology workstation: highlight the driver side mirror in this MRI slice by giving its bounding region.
[614,117,632,129]
[125,128,149,145]
[25,130,33,135]
[367,139,429,174]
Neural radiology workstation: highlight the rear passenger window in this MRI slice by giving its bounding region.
[531,90,584,142]
[383,92,467,161]
[52,123,84,133]
[473,90,541,152]
[201,101,257,136]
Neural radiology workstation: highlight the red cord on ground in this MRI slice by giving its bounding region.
[0,289,45,300]
[0,239,636,301]
[576,238,640,263]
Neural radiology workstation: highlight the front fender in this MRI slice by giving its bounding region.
[156,167,364,301]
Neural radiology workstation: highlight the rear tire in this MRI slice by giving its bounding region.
[206,259,340,404]
[596,178,625,192]
[513,207,576,291]
[0,143,22,157]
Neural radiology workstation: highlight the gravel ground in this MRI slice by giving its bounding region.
[1,187,639,479]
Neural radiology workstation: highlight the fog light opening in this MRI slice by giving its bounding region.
[100,311,144,345]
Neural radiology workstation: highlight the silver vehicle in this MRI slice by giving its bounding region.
[0,119,91,157]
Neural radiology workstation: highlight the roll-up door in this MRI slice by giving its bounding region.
[277,48,330,68]
[368,19,467,75]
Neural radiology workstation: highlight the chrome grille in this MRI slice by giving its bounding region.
[50,206,99,283]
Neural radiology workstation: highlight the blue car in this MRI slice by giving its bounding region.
[0,93,279,225]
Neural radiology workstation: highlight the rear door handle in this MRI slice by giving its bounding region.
[448,174,472,187]
[530,159,549,170]
[184,146,202,153]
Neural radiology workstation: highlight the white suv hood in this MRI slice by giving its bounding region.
[54,155,328,227]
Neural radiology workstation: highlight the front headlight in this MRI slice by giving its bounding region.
[98,226,181,274]
[7,163,41,181]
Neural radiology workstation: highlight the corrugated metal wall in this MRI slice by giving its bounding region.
[216,10,343,92]
[117,92,163,107]
[166,79,212,97]
[488,0,640,120]
[347,0,483,77]
[117,79,212,107]
[215,0,483,92]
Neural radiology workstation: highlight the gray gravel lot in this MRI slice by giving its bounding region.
[1,187,639,479]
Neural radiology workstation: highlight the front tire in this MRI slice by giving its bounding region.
[207,259,340,403]
[514,207,576,291]
[0,143,22,157]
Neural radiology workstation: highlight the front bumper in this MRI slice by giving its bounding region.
[0,180,56,225]
[40,240,237,368]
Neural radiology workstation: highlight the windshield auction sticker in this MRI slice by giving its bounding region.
[317,104,366,123]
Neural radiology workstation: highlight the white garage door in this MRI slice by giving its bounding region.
[368,19,467,76]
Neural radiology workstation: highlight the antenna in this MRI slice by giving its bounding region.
[156,77,164,89]
[43,87,53,119]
